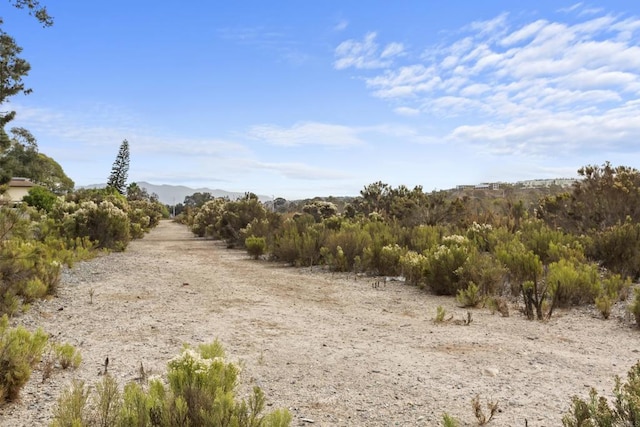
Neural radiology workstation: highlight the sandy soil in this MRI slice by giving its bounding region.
[1,220,639,426]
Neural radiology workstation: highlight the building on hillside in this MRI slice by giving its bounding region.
[0,178,36,205]
[518,178,578,189]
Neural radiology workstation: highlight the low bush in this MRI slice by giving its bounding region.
[562,360,640,426]
[54,342,82,369]
[50,341,292,427]
[245,236,267,259]
[456,282,482,308]
[0,315,48,403]
[629,287,640,328]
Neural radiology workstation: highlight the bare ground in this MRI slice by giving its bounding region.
[1,220,639,426]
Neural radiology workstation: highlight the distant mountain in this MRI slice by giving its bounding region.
[81,182,272,205]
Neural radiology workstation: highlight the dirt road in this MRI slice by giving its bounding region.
[2,220,639,426]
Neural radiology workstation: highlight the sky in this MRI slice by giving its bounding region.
[4,1,640,199]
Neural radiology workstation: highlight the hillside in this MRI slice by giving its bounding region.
[82,182,272,205]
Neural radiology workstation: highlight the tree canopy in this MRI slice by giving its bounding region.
[1,1,53,146]
[0,127,74,193]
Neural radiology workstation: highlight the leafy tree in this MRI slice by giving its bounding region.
[107,139,129,195]
[126,182,158,202]
[538,162,640,233]
[23,186,56,212]
[183,191,214,208]
[0,127,74,193]
[0,1,53,148]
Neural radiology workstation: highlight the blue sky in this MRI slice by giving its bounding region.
[4,1,640,199]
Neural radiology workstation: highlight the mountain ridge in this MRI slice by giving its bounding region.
[82,182,272,205]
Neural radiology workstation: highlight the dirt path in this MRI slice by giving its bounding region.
[1,220,639,426]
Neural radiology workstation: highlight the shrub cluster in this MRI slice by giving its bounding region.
[0,187,166,316]
[51,341,291,427]
[182,164,640,325]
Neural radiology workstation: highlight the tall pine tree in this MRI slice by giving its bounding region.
[107,139,129,194]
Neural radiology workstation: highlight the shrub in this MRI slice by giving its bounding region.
[23,186,58,213]
[399,251,428,287]
[378,244,404,276]
[50,380,90,427]
[495,239,543,296]
[56,200,130,251]
[562,360,640,426]
[589,220,640,279]
[0,315,48,402]
[424,236,470,295]
[245,236,266,259]
[595,294,614,320]
[50,341,292,427]
[629,287,640,328]
[456,282,482,307]
[54,342,82,369]
[434,306,446,323]
[456,251,506,296]
[547,259,600,307]
[442,413,460,427]
[322,222,372,271]
[406,224,441,252]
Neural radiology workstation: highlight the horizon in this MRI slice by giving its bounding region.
[5,1,640,199]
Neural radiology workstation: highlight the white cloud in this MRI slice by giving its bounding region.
[381,42,405,58]
[335,9,640,157]
[334,32,404,70]
[394,106,420,116]
[334,19,349,32]
[247,121,364,147]
[256,161,353,180]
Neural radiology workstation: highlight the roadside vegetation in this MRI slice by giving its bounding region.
[181,162,640,325]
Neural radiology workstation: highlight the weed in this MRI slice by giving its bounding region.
[472,394,499,425]
[456,282,482,307]
[441,413,460,427]
[54,342,82,369]
[434,305,447,323]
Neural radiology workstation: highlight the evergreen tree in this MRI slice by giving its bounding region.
[107,139,129,195]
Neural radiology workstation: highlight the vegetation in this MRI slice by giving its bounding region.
[562,360,640,426]
[107,139,130,195]
[0,314,48,403]
[50,341,291,427]
[182,162,640,327]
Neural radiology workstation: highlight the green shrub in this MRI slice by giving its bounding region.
[245,236,267,259]
[456,251,506,296]
[562,360,640,426]
[406,224,441,253]
[50,380,90,427]
[425,235,470,295]
[434,306,448,323]
[50,341,291,427]
[442,413,460,427]
[0,239,64,314]
[595,294,614,320]
[456,282,482,307]
[54,342,82,369]
[56,200,131,251]
[23,186,58,213]
[0,315,48,402]
[629,287,640,328]
[589,220,640,279]
[399,251,428,287]
[322,221,372,271]
[377,244,404,276]
[547,259,600,307]
[495,239,543,296]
